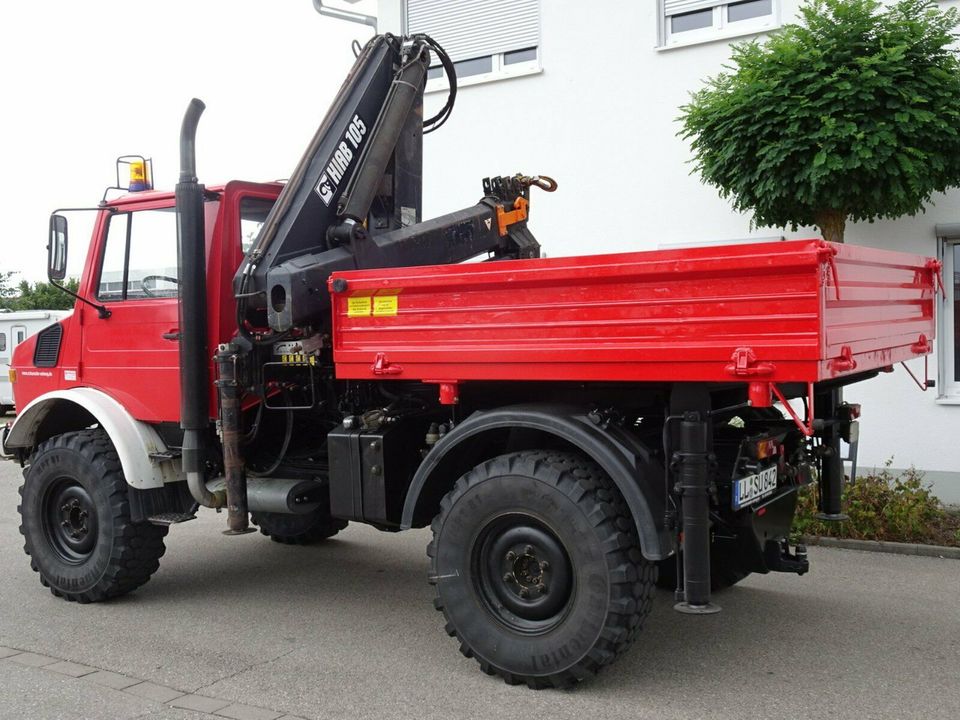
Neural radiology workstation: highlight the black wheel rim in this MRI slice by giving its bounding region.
[473,513,573,634]
[42,478,98,564]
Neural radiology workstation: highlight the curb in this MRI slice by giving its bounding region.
[801,535,960,560]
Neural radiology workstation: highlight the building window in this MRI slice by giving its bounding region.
[940,234,960,400]
[659,1,780,49]
[406,0,541,91]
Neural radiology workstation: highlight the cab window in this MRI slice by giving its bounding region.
[240,196,275,254]
[98,208,180,301]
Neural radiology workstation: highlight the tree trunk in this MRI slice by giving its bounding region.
[815,209,846,244]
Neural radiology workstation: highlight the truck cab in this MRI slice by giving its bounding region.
[10,181,280,423]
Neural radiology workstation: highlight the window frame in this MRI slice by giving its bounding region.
[425,46,541,94]
[938,235,960,403]
[97,211,133,302]
[657,0,781,51]
[0,332,6,352]
[95,207,181,303]
[239,195,277,255]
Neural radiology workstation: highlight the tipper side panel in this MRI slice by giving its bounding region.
[330,239,833,383]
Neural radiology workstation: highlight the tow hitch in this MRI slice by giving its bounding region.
[765,539,809,575]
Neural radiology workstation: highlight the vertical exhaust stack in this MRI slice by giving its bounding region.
[176,98,224,510]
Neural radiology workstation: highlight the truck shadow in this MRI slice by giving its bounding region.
[118,523,891,692]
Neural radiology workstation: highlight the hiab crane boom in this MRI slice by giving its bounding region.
[235,33,542,334]
[1,33,942,690]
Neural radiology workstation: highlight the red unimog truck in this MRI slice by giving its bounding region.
[0,34,941,687]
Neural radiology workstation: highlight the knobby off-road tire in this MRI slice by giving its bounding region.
[251,508,347,545]
[18,429,167,603]
[428,451,656,688]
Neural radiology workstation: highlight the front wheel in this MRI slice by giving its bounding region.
[18,429,167,602]
[428,451,656,688]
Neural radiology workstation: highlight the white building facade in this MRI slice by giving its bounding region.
[376,0,960,502]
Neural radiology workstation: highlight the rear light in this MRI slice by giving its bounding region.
[8,369,15,383]
[846,403,861,419]
[754,438,779,460]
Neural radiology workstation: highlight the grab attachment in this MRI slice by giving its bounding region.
[515,174,558,193]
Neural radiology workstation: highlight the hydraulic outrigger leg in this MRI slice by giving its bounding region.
[674,411,721,615]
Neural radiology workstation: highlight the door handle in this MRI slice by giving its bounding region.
[162,330,180,341]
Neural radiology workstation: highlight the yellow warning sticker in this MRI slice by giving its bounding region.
[372,294,399,317]
[347,295,372,317]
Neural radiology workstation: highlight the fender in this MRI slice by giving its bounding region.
[401,404,673,561]
[3,388,180,489]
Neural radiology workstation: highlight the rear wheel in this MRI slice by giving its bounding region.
[429,451,656,688]
[18,429,167,602]
[251,507,347,545]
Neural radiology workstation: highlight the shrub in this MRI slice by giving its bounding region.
[793,465,960,546]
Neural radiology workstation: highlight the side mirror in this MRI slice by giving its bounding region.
[48,214,68,282]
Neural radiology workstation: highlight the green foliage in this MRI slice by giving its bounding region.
[793,466,960,546]
[680,0,960,242]
[0,272,18,300]
[0,278,79,311]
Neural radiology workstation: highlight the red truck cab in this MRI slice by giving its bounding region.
[10,181,280,423]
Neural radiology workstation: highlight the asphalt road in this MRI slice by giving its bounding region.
[0,456,958,720]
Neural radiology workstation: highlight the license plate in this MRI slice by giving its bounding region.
[732,465,778,510]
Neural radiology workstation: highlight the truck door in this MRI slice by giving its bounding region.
[80,201,216,422]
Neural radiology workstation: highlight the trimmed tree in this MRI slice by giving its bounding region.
[680,0,960,243]
[0,279,79,311]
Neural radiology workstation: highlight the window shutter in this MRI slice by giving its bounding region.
[406,0,540,64]
[663,1,717,16]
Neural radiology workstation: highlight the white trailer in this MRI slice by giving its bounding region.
[0,310,70,412]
